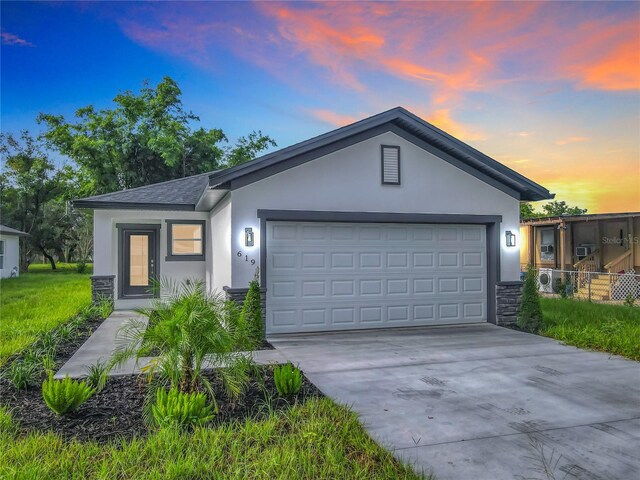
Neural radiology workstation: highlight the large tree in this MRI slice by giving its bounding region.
[0,131,69,270]
[38,77,275,194]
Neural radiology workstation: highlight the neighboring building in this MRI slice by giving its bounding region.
[0,225,28,278]
[73,107,552,332]
[520,212,640,273]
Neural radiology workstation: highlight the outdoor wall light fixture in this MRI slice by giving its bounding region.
[505,230,516,247]
[245,227,254,247]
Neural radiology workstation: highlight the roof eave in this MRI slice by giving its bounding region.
[72,200,196,211]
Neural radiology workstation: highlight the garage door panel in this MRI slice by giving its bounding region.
[267,222,487,334]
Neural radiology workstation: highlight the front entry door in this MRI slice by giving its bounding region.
[119,225,159,298]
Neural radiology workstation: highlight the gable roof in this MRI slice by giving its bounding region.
[208,107,553,201]
[0,225,29,236]
[73,107,553,211]
[73,171,217,210]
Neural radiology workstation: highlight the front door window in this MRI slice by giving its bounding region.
[129,235,150,286]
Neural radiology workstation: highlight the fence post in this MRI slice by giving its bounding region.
[588,272,591,302]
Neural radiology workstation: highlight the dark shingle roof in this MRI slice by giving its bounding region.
[208,107,553,201]
[0,225,28,236]
[73,171,216,211]
[74,106,553,210]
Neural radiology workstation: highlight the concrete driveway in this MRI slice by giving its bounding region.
[269,324,640,480]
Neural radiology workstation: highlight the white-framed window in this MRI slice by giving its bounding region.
[0,240,5,269]
[165,220,205,261]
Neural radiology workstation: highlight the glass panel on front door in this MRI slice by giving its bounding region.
[129,235,149,286]
[120,227,158,299]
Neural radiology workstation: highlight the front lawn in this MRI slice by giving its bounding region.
[0,264,92,364]
[541,298,640,361]
[0,398,422,479]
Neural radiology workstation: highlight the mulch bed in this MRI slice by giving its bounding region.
[0,367,321,443]
[0,311,317,443]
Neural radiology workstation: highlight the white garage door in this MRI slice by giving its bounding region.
[266,222,487,334]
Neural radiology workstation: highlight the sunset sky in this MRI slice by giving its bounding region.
[2,1,639,213]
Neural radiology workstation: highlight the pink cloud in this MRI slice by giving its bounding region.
[307,109,358,127]
[1,31,33,47]
[111,1,639,147]
[555,136,590,146]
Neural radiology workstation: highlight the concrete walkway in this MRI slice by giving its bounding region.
[269,324,640,480]
[56,310,287,378]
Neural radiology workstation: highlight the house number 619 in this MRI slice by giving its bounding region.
[237,251,256,265]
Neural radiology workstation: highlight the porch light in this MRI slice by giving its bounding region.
[245,227,254,247]
[505,230,516,247]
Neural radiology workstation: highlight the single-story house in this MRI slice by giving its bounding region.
[0,225,28,278]
[73,107,553,333]
[520,212,640,273]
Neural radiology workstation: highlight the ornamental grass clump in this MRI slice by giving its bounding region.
[151,387,215,429]
[84,360,110,392]
[273,363,303,397]
[6,359,39,390]
[518,266,544,333]
[42,373,95,415]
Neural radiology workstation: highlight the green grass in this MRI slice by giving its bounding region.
[0,399,424,479]
[0,264,92,364]
[541,298,640,361]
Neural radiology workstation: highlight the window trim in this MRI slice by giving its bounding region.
[165,220,206,262]
[381,145,401,185]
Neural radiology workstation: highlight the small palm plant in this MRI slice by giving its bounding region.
[111,278,254,401]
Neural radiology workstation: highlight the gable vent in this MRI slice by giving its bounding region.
[381,145,400,185]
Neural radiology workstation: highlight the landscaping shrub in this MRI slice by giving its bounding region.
[6,359,39,390]
[151,387,215,428]
[42,373,95,415]
[84,360,110,392]
[518,267,543,333]
[76,261,88,274]
[241,272,263,345]
[112,278,254,400]
[274,363,303,397]
[624,293,635,308]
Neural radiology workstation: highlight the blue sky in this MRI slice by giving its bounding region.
[2,1,639,212]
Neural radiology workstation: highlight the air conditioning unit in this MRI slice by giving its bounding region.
[575,244,596,260]
[541,245,554,254]
[538,268,561,293]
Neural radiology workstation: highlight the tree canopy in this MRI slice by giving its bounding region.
[38,77,276,195]
[520,200,588,220]
[0,131,79,269]
[1,77,277,269]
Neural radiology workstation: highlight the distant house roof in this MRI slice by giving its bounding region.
[73,106,553,211]
[521,211,640,226]
[72,171,217,211]
[0,225,28,236]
